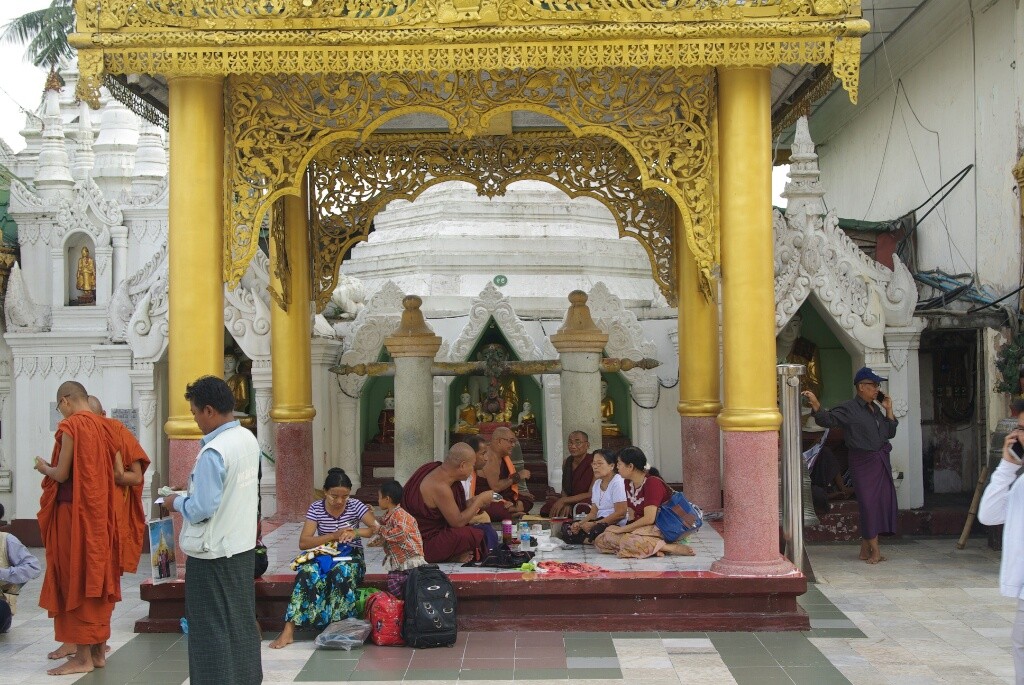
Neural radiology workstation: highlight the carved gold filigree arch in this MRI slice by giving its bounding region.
[307,132,677,309]
[225,67,718,298]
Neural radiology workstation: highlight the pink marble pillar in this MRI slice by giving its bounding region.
[681,415,721,512]
[168,437,201,570]
[711,431,793,576]
[274,421,314,520]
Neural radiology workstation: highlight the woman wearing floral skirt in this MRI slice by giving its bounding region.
[270,468,378,648]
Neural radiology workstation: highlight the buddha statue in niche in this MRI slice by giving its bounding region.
[453,390,479,434]
[515,400,537,440]
[224,353,255,429]
[73,246,96,305]
[375,393,396,444]
[601,380,621,436]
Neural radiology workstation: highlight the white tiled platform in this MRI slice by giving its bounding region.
[260,522,725,576]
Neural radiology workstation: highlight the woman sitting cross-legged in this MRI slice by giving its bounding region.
[269,468,378,649]
[593,447,694,559]
[567,449,627,544]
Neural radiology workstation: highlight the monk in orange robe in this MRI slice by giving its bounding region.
[34,381,121,676]
[89,396,150,574]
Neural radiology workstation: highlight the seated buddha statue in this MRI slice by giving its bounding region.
[515,400,537,440]
[478,383,504,423]
[374,393,396,444]
[600,380,620,437]
[453,391,479,434]
[224,353,255,429]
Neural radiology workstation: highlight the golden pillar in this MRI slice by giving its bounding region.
[269,189,316,519]
[677,208,722,511]
[676,214,720,420]
[269,191,315,422]
[164,76,225,440]
[716,67,781,432]
[711,67,791,576]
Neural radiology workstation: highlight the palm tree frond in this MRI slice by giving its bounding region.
[1,2,75,70]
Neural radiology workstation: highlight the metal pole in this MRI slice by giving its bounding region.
[778,363,806,571]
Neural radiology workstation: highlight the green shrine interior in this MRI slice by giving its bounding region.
[354,318,633,501]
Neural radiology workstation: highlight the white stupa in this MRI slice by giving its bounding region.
[340,180,668,315]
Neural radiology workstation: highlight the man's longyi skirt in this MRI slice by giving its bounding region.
[185,550,262,685]
[849,445,898,539]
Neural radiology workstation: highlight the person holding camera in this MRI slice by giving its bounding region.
[979,414,1024,683]
[802,367,898,564]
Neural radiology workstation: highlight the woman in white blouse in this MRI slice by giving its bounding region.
[569,449,627,542]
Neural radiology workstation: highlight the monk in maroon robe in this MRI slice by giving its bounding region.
[403,444,496,563]
[541,430,596,517]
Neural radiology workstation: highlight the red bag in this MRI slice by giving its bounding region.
[365,591,405,646]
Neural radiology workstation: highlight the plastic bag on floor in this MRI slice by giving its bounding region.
[314,618,371,650]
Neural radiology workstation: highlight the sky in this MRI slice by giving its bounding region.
[0,0,792,205]
[0,0,52,153]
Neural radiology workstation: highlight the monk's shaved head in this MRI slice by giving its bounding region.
[491,426,514,441]
[87,395,105,416]
[56,381,87,401]
[444,442,475,467]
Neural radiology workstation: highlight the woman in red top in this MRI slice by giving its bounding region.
[594,447,694,559]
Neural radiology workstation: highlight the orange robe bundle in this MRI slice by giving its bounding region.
[104,418,150,574]
[37,411,122,645]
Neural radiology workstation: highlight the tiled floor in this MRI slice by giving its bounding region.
[1,536,1017,684]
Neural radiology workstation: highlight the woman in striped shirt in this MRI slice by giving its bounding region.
[270,468,378,649]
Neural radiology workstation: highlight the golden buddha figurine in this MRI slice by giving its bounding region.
[498,378,518,424]
[453,391,480,434]
[224,353,255,429]
[75,246,96,304]
[600,380,621,436]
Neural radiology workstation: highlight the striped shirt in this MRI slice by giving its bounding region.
[306,498,370,548]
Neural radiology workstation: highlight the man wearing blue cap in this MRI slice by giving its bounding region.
[802,367,898,564]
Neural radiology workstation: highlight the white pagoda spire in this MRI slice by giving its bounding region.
[34,70,74,199]
[781,115,826,219]
[132,123,166,195]
[72,100,95,181]
[93,96,139,197]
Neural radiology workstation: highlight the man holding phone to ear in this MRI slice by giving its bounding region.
[979,413,1024,683]
[802,366,898,565]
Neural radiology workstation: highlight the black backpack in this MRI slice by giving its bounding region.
[402,564,457,648]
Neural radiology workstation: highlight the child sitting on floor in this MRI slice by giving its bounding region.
[377,479,426,574]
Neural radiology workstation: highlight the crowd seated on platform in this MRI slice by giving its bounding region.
[541,430,595,518]
[403,443,498,563]
[594,447,695,559]
[564,448,627,544]
[269,468,378,649]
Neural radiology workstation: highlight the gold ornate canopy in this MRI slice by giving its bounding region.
[307,132,678,308]
[71,0,867,300]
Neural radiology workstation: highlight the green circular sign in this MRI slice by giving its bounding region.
[493,275,508,286]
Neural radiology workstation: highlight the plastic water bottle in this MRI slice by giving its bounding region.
[518,521,531,547]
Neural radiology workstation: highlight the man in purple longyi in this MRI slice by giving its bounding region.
[803,367,899,565]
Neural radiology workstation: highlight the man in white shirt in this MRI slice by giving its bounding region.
[163,376,261,685]
[978,417,1024,684]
